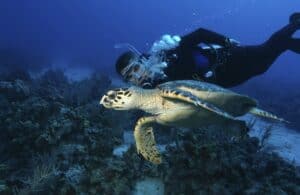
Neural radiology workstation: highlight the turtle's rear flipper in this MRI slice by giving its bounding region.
[134,116,162,164]
[249,108,289,123]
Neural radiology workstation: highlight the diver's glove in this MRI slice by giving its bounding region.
[150,34,181,53]
[140,71,167,89]
[139,61,168,88]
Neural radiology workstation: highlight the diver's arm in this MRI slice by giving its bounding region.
[180,28,229,47]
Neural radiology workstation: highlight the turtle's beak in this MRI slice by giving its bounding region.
[100,95,114,109]
[99,95,106,106]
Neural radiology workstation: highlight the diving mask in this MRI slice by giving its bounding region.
[121,56,168,88]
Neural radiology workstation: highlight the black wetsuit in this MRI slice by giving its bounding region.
[162,23,300,88]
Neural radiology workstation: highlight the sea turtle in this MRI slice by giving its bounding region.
[100,80,286,164]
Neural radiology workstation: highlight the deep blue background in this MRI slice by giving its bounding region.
[0,0,299,84]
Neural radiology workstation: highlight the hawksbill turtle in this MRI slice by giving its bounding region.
[100,80,286,164]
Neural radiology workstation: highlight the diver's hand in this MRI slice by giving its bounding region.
[150,34,181,53]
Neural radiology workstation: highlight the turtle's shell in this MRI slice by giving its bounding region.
[157,80,257,117]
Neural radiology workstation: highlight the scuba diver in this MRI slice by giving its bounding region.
[115,13,300,88]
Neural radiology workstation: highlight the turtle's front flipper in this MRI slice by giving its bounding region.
[158,86,236,121]
[134,116,162,164]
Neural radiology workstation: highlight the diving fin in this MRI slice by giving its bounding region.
[289,12,300,25]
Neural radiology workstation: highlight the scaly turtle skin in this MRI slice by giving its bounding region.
[100,80,286,164]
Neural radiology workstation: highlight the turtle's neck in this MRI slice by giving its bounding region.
[134,88,162,115]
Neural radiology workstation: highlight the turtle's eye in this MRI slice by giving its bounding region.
[108,93,116,99]
[107,91,117,99]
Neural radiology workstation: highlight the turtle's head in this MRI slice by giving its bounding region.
[100,87,139,110]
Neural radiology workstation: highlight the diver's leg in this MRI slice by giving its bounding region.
[214,14,300,87]
[265,22,300,54]
[260,12,300,56]
[286,38,300,54]
[215,45,274,87]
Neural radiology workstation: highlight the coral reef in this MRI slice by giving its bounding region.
[162,129,300,194]
[0,69,299,194]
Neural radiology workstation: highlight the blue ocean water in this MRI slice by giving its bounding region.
[0,1,300,194]
[1,0,299,121]
[0,0,299,76]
